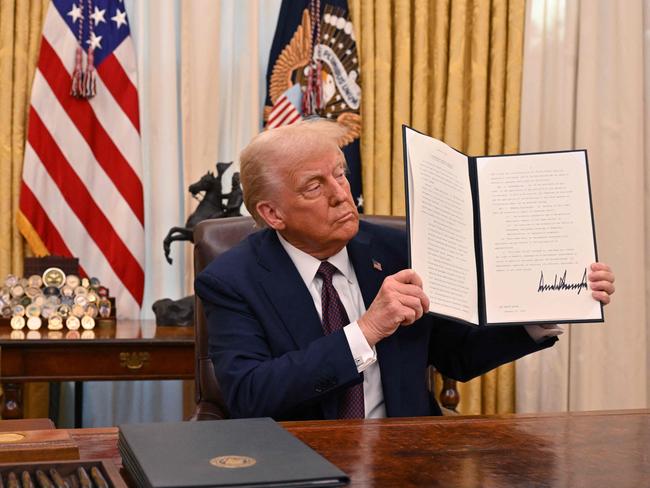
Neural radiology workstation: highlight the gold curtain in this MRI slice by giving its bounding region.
[0,0,50,418]
[349,0,525,414]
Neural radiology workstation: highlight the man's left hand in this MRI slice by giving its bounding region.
[589,262,615,305]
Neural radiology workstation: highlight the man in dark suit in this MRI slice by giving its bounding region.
[195,120,615,421]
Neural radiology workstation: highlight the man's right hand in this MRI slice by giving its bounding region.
[357,269,430,347]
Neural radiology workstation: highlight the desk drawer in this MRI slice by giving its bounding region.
[1,344,194,381]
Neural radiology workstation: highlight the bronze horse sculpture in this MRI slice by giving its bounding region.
[163,161,243,264]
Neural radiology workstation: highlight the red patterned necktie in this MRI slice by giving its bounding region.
[317,261,365,419]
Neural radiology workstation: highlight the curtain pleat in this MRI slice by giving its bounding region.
[0,0,50,419]
[518,0,648,414]
[351,0,525,414]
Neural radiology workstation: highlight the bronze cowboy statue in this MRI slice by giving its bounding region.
[163,162,243,265]
[154,162,243,326]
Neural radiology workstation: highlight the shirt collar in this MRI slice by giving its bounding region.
[276,231,355,287]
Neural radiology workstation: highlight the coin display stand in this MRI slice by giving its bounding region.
[0,267,116,332]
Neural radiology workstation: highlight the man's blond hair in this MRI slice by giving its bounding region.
[239,119,348,227]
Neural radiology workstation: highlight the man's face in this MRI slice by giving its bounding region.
[266,146,359,259]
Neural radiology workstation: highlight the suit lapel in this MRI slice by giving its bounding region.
[347,225,403,418]
[256,230,324,350]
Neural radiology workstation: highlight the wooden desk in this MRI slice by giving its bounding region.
[69,410,650,487]
[0,320,194,419]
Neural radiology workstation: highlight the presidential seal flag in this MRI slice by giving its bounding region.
[17,0,144,317]
[265,0,363,209]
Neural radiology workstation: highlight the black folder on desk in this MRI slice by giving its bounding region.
[118,418,349,488]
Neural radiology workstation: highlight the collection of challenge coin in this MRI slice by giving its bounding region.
[3,267,112,331]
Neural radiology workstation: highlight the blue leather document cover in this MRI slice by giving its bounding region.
[118,418,349,487]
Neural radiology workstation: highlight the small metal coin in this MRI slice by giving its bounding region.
[2,305,13,318]
[12,304,25,317]
[41,305,55,319]
[61,285,74,297]
[74,286,88,297]
[81,315,95,330]
[89,277,101,288]
[98,298,111,318]
[24,286,41,299]
[4,274,18,288]
[27,274,43,288]
[58,304,71,318]
[32,294,45,307]
[48,314,63,330]
[86,303,98,318]
[42,267,66,288]
[66,315,80,330]
[26,304,41,317]
[66,274,81,288]
[81,277,90,288]
[74,295,88,307]
[72,303,85,318]
[43,286,61,297]
[11,284,24,298]
[26,316,42,330]
[10,315,25,330]
[97,286,109,298]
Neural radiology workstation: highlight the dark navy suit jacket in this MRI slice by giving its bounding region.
[195,221,556,420]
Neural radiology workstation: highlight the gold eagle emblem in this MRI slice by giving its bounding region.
[265,7,362,147]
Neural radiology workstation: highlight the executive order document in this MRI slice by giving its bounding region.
[403,125,603,326]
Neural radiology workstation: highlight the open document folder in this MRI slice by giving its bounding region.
[402,125,603,327]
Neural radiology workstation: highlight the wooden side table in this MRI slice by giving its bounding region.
[0,320,194,422]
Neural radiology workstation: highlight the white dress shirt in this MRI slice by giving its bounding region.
[277,232,386,418]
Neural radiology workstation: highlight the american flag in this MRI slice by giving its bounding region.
[266,84,303,129]
[18,0,144,317]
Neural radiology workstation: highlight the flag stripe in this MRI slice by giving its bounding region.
[27,109,144,304]
[90,68,143,181]
[97,53,140,132]
[268,97,289,118]
[271,103,299,128]
[267,98,291,126]
[31,70,144,259]
[19,182,73,258]
[37,37,144,225]
[285,112,301,125]
[113,38,138,87]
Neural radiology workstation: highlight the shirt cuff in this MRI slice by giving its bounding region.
[524,324,564,343]
[343,321,377,372]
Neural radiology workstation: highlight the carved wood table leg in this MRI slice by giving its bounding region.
[1,383,24,419]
